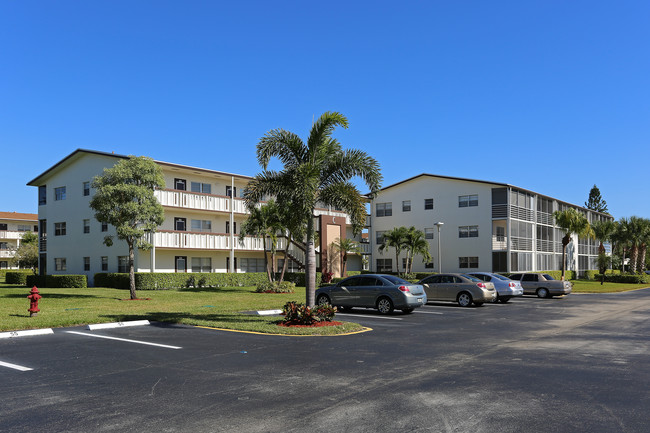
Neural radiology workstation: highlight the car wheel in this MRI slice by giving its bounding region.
[376,297,394,314]
[499,297,511,303]
[457,292,473,307]
[537,288,549,299]
[316,294,331,306]
[402,307,414,314]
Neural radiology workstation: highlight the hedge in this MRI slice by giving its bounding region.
[92,271,322,290]
[25,274,88,288]
[5,271,33,285]
[594,273,650,284]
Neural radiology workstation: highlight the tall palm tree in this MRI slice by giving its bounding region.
[239,200,284,282]
[403,226,432,273]
[612,218,631,272]
[245,112,382,306]
[633,217,650,273]
[378,226,408,275]
[330,237,362,277]
[627,216,647,274]
[592,220,616,284]
[553,208,594,280]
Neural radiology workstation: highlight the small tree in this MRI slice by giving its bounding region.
[330,237,362,277]
[239,200,284,282]
[90,156,165,299]
[379,227,408,275]
[10,231,39,274]
[585,185,608,214]
[553,208,594,281]
[403,226,432,274]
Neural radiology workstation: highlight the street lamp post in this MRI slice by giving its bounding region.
[434,222,444,272]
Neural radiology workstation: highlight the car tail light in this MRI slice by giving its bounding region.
[398,286,410,292]
[509,282,516,288]
[476,282,486,289]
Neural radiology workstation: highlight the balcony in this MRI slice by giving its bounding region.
[154,231,268,251]
[155,190,247,214]
[492,236,507,251]
[313,207,348,222]
[0,250,14,258]
[0,231,22,240]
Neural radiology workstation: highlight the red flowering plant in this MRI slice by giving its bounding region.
[281,301,337,325]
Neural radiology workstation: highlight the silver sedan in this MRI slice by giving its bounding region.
[417,273,496,307]
[468,272,523,303]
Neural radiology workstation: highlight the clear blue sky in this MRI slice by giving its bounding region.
[1,1,648,219]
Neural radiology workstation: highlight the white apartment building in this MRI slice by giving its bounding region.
[28,149,369,285]
[369,174,612,276]
[0,212,38,269]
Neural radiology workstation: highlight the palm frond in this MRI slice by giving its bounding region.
[257,129,306,170]
[307,112,348,157]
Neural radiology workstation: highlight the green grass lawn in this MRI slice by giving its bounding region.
[0,284,366,336]
[570,280,650,293]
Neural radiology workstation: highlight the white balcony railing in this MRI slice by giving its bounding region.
[0,250,14,258]
[153,231,266,251]
[359,242,372,254]
[492,236,507,250]
[154,190,247,214]
[0,231,22,240]
[313,208,348,222]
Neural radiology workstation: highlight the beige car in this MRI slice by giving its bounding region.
[508,273,572,298]
[417,273,496,307]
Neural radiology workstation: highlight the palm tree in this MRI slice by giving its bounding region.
[627,216,648,274]
[330,237,362,277]
[612,218,631,272]
[378,226,408,275]
[632,217,650,274]
[592,220,616,284]
[403,226,431,273]
[239,200,284,282]
[245,112,382,306]
[553,208,594,280]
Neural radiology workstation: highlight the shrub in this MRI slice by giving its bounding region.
[583,270,598,281]
[255,281,296,293]
[321,271,334,284]
[281,301,336,325]
[6,271,30,285]
[25,274,88,288]
[594,273,650,284]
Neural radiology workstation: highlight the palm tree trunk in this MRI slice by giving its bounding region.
[128,241,136,300]
[279,234,290,283]
[630,246,639,274]
[561,235,570,281]
[395,250,400,275]
[305,216,316,307]
[262,237,271,282]
[638,244,647,273]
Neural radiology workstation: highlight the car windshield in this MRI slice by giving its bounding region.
[381,275,409,285]
[461,274,481,282]
[542,274,555,280]
[491,274,510,281]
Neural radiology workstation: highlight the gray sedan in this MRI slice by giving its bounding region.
[315,274,427,314]
[417,273,496,307]
[508,273,572,298]
[468,272,523,303]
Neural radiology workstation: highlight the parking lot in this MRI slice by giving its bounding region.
[2,290,650,432]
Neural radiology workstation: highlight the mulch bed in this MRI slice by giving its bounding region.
[277,321,343,328]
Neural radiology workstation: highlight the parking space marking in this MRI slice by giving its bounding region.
[414,310,444,315]
[335,313,403,321]
[65,331,182,349]
[0,360,33,372]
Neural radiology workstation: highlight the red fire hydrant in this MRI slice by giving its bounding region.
[27,286,41,317]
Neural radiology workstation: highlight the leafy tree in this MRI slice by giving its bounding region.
[239,200,284,282]
[330,237,362,277]
[245,112,382,306]
[553,208,594,280]
[584,184,608,214]
[10,231,39,273]
[379,226,408,275]
[90,156,165,300]
[403,226,431,273]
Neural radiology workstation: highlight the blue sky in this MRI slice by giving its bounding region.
[1,1,648,219]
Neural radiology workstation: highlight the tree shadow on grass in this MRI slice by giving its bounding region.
[2,293,103,299]
[100,311,275,325]
[179,286,255,294]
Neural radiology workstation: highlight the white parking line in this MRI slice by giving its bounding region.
[414,310,444,315]
[65,331,182,349]
[0,360,33,371]
[335,313,403,321]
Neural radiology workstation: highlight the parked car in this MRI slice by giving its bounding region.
[468,272,523,303]
[315,274,427,314]
[508,273,572,298]
[417,273,496,307]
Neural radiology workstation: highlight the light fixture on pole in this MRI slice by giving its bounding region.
[434,222,444,272]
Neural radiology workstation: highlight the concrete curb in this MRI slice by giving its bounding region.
[255,309,283,316]
[87,320,150,330]
[0,329,54,339]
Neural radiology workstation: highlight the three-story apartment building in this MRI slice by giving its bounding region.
[369,174,612,276]
[0,212,38,269]
[28,149,367,285]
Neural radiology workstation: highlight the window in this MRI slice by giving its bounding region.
[83,181,90,196]
[55,186,66,201]
[459,194,479,207]
[425,261,434,269]
[402,200,411,212]
[459,256,479,268]
[522,273,538,282]
[39,185,47,205]
[118,256,129,273]
[226,186,237,197]
[174,217,187,231]
[376,231,386,244]
[191,182,212,194]
[101,256,108,271]
[83,257,90,271]
[55,258,67,271]
[54,222,66,236]
[101,222,108,232]
[425,228,435,239]
[376,203,392,217]
[0,261,7,269]
[0,242,8,250]
[424,198,434,210]
[175,256,187,272]
[0,224,6,231]
[376,258,392,273]
[34,225,38,232]
[226,221,237,234]
[16,225,30,232]
[191,219,212,232]
[174,178,186,190]
[191,257,212,273]
[459,225,479,238]
[241,258,266,273]
[83,219,90,234]
[226,256,238,273]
